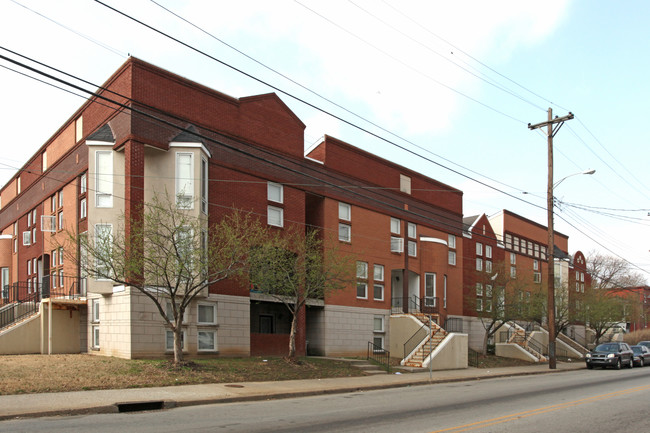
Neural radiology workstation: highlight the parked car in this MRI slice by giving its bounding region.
[585,342,634,369]
[637,341,650,349]
[631,345,650,367]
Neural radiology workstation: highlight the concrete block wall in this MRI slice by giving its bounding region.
[322,305,390,357]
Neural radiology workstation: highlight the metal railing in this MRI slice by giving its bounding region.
[0,276,87,330]
[391,295,439,315]
[367,341,391,373]
[403,323,430,358]
[468,348,480,367]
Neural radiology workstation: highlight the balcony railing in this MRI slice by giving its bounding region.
[391,295,439,315]
[1,276,87,307]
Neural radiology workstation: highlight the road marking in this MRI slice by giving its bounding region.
[429,384,650,433]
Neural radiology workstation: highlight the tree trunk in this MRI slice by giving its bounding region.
[174,326,184,365]
[482,329,489,355]
[288,313,298,361]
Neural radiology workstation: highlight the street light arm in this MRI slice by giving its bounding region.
[553,169,596,189]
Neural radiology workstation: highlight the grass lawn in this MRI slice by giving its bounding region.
[0,354,364,395]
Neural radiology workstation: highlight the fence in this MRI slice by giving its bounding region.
[367,341,391,373]
[391,295,439,315]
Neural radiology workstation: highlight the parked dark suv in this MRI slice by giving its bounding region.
[585,342,634,369]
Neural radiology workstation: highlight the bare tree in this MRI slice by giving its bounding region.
[71,192,263,365]
[470,261,541,354]
[247,227,354,360]
[587,250,647,289]
[582,289,625,345]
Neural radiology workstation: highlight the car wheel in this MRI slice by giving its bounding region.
[587,364,594,369]
[640,359,644,367]
[615,358,622,369]
[629,358,634,368]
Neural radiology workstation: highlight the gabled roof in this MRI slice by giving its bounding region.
[87,124,114,142]
[170,125,204,144]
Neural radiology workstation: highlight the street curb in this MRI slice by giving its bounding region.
[0,365,583,420]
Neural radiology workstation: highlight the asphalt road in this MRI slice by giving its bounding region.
[3,367,650,432]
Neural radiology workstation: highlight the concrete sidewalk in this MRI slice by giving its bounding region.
[0,362,585,421]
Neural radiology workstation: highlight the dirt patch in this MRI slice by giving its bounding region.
[0,354,363,395]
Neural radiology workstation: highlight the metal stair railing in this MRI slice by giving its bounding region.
[367,341,391,373]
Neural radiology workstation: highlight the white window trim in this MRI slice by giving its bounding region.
[373,284,384,301]
[92,325,100,349]
[448,250,456,266]
[267,206,284,227]
[198,330,217,352]
[94,223,113,281]
[267,181,283,204]
[373,315,385,333]
[201,156,208,214]
[165,329,187,352]
[390,236,404,253]
[176,152,194,209]
[338,202,351,221]
[390,217,400,235]
[374,264,384,281]
[197,302,217,325]
[338,223,351,242]
[356,282,368,299]
[92,299,100,323]
[95,150,113,208]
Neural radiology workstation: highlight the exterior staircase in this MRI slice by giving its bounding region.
[556,330,589,356]
[402,313,448,368]
[506,322,547,362]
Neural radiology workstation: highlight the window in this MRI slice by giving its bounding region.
[267,206,283,227]
[476,258,483,271]
[534,244,540,258]
[541,246,547,260]
[390,217,400,235]
[533,259,539,271]
[534,272,541,283]
[59,248,63,265]
[476,283,483,296]
[51,250,57,268]
[27,259,31,275]
[166,302,189,323]
[357,261,368,279]
[373,315,384,332]
[485,261,492,273]
[527,241,533,256]
[390,236,404,253]
[176,152,194,208]
[58,190,63,208]
[198,330,216,351]
[51,195,56,213]
[373,284,384,301]
[399,174,411,194]
[510,266,517,278]
[486,245,492,259]
[166,330,187,351]
[485,299,493,312]
[448,251,456,266]
[22,231,31,246]
[374,264,384,281]
[486,284,493,297]
[267,182,283,203]
[80,173,87,194]
[1,267,9,300]
[513,237,520,252]
[357,282,368,299]
[510,252,516,265]
[408,240,417,257]
[92,326,100,349]
[95,150,113,207]
[443,275,447,309]
[201,157,208,214]
[80,198,87,219]
[425,273,436,307]
[576,282,580,292]
[94,224,112,280]
[339,202,351,221]
[58,212,63,231]
[476,243,483,256]
[198,303,217,325]
[448,234,456,249]
[338,223,351,242]
[373,336,385,350]
[92,299,100,322]
[476,298,483,312]
[407,222,416,238]
[505,234,512,249]
[357,261,368,299]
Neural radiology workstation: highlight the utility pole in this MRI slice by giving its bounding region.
[528,108,574,370]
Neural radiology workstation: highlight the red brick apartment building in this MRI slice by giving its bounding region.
[0,57,468,361]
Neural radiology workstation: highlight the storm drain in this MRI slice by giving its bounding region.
[116,401,165,413]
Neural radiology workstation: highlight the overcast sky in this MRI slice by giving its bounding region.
[1,0,649,280]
